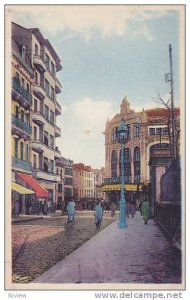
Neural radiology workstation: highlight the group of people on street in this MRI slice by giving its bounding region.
[65,197,150,228]
[126,198,151,224]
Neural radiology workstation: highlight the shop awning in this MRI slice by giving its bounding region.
[17,173,48,198]
[11,182,35,195]
[102,184,143,192]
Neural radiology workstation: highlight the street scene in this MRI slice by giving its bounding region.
[7,4,185,290]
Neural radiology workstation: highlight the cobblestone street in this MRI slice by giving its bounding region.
[12,211,116,282]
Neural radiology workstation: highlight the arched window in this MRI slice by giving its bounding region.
[134,146,140,183]
[111,127,118,143]
[119,148,131,183]
[111,150,117,178]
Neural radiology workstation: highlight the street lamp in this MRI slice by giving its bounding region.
[117,119,129,228]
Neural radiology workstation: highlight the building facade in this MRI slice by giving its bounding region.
[92,168,106,200]
[103,96,180,205]
[11,35,34,215]
[73,163,95,201]
[12,22,62,213]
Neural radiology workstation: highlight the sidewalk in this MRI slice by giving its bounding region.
[12,211,63,223]
[33,212,181,284]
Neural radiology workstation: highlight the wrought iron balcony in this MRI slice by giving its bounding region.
[12,157,31,171]
[12,78,32,106]
[12,115,32,135]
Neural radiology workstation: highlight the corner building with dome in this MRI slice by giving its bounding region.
[103,96,180,206]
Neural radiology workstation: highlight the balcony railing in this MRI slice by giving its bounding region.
[32,110,46,125]
[33,55,46,72]
[12,157,31,171]
[12,115,32,135]
[32,168,60,182]
[33,83,46,99]
[12,78,32,106]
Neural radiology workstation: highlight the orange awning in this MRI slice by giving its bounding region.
[17,173,48,198]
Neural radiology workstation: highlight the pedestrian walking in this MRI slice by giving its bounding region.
[67,198,75,223]
[139,201,142,215]
[110,202,116,217]
[94,200,103,229]
[130,199,136,218]
[141,198,150,224]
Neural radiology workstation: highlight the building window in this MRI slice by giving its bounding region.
[34,99,38,113]
[50,86,55,100]
[50,135,54,148]
[21,78,25,88]
[20,142,24,160]
[50,110,54,124]
[14,138,18,158]
[163,127,168,135]
[45,53,50,69]
[35,44,38,55]
[149,128,156,135]
[119,148,131,181]
[44,105,49,120]
[50,160,54,173]
[133,123,141,138]
[111,127,118,143]
[34,71,38,85]
[26,83,29,93]
[44,131,48,146]
[21,45,26,58]
[20,110,24,122]
[156,127,162,135]
[58,184,62,193]
[25,144,29,161]
[15,106,19,118]
[25,114,29,125]
[65,188,73,199]
[134,146,140,183]
[44,157,49,172]
[45,79,50,95]
[65,177,73,185]
[51,62,55,75]
[15,72,20,81]
[33,126,37,140]
[111,150,117,178]
[33,154,37,169]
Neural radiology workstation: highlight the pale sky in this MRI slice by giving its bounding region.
[10,5,183,168]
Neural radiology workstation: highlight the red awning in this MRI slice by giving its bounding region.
[17,173,48,198]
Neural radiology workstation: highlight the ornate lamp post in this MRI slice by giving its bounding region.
[117,119,129,228]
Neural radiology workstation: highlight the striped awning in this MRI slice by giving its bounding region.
[102,184,143,192]
[11,182,35,195]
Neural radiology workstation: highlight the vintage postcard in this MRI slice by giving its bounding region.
[4,4,186,294]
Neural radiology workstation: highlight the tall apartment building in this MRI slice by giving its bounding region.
[104,96,180,204]
[73,163,95,200]
[11,36,34,214]
[12,22,62,211]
